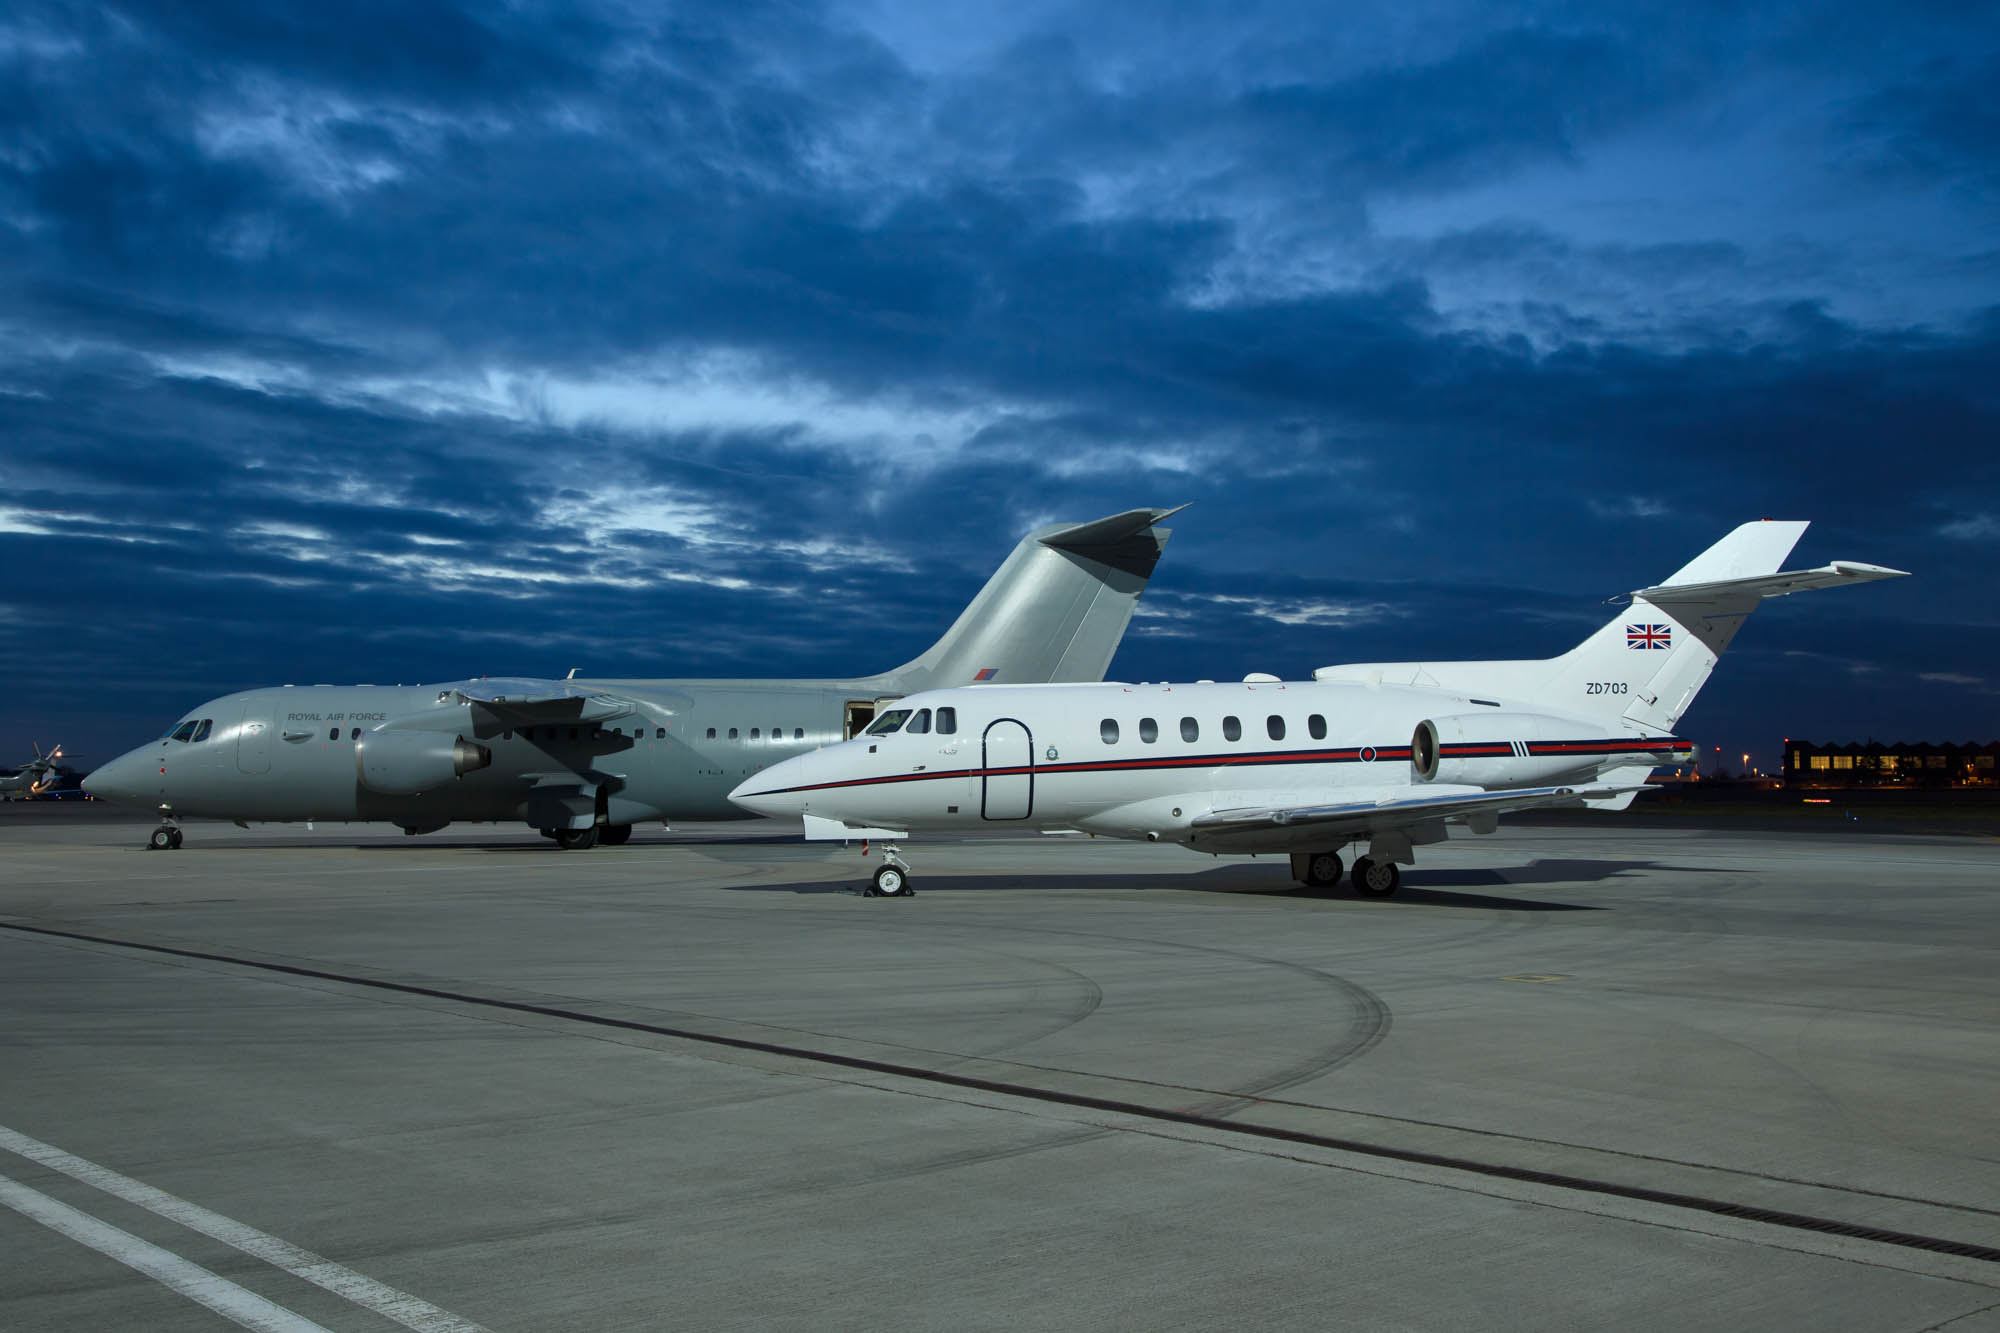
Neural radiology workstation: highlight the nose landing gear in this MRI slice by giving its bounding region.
[147,820,183,851]
[864,844,914,897]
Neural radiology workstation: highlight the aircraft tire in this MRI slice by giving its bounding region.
[1354,857,1400,897]
[169,828,183,849]
[556,826,600,850]
[1304,851,1344,888]
[148,827,174,851]
[871,865,911,897]
[599,823,632,846]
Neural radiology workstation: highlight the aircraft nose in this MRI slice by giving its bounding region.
[729,755,813,818]
[82,748,151,806]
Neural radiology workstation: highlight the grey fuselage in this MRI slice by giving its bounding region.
[98,677,888,827]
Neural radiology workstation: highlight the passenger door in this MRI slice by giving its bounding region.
[235,698,272,775]
[981,719,1033,820]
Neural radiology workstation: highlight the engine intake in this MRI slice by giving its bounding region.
[356,731,491,796]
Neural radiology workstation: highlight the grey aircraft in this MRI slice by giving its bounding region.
[84,506,1182,849]
[0,743,66,800]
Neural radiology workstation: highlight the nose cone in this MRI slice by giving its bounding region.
[729,754,814,817]
[82,747,154,807]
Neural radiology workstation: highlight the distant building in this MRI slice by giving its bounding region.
[1783,740,1999,788]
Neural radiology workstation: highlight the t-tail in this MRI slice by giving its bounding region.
[1317,520,1908,730]
[867,505,1187,691]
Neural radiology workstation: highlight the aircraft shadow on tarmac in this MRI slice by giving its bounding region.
[719,857,1732,910]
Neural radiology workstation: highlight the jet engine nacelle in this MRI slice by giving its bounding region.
[1412,712,1606,787]
[355,731,491,795]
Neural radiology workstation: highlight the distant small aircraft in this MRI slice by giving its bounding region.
[731,521,1906,896]
[0,743,66,800]
[86,506,1185,850]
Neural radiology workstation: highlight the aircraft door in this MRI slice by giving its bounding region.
[981,718,1033,820]
[235,697,272,775]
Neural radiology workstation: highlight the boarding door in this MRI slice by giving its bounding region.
[981,719,1033,820]
[235,697,272,775]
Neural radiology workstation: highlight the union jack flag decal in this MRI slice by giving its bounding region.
[1626,623,1672,650]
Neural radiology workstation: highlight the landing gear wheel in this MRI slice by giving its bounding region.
[148,827,175,851]
[168,828,183,849]
[555,825,600,850]
[869,864,912,897]
[598,823,632,846]
[1354,857,1400,897]
[1303,851,1344,889]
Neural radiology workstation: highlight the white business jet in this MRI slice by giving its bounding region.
[731,521,1905,897]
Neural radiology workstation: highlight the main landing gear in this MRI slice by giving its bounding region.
[864,844,915,898]
[147,819,183,851]
[539,823,633,850]
[1291,850,1402,896]
[1352,856,1401,897]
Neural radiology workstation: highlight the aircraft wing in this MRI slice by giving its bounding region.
[1191,784,1645,839]
[445,678,636,724]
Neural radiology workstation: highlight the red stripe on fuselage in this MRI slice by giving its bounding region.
[738,735,1684,799]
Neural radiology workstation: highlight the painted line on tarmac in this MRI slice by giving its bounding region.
[0,1171,332,1333]
[7,918,2000,1269]
[0,1125,490,1333]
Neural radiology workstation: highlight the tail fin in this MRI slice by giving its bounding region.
[1541,521,1906,728]
[1316,521,1907,730]
[871,505,1186,690]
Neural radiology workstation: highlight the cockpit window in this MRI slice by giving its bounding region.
[866,709,912,735]
[906,708,932,735]
[191,719,212,743]
[169,720,199,743]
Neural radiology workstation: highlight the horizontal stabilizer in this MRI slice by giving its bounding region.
[802,813,909,841]
[1039,504,1191,553]
[1632,560,1909,604]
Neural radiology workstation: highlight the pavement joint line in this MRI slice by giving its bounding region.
[6,916,1998,1269]
[0,1170,334,1333]
[0,1126,492,1333]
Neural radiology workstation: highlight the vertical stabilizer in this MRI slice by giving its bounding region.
[871,505,1185,691]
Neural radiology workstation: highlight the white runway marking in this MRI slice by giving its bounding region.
[0,1171,332,1333]
[0,1125,490,1333]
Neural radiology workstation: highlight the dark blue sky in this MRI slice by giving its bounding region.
[3,1,1995,773]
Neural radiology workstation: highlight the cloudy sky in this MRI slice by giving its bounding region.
[2,0,1995,773]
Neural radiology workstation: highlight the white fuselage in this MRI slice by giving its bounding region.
[731,680,1685,853]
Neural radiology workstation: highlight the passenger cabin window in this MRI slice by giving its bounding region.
[191,720,212,743]
[706,728,717,740]
[728,728,739,740]
[350,727,360,740]
[866,709,912,735]
[1139,717,1158,743]
[657,728,668,739]
[936,707,956,735]
[1308,714,1326,740]
[169,721,198,743]
[1223,716,1242,742]
[1100,718,1119,744]
[328,726,339,741]
[907,709,932,735]
[750,728,761,740]
[1180,717,1198,742]
[1267,715,1286,740]
[793,728,804,739]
